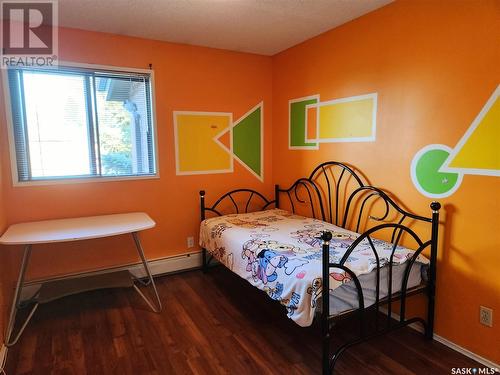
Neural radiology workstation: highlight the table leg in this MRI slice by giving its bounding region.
[131,232,162,313]
[4,244,39,347]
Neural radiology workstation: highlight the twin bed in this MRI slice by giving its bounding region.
[199,162,440,374]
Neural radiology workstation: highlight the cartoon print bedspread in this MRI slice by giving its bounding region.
[199,209,428,327]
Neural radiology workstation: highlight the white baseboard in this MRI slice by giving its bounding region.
[20,250,203,302]
[381,308,499,369]
[432,334,499,371]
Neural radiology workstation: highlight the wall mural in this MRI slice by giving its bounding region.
[289,93,377,150]
[174,102,263,181]
[411,85,499,198]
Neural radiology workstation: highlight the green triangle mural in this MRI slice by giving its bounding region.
[233,104,262,180]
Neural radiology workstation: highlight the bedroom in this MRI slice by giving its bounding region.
[0,0,498,374]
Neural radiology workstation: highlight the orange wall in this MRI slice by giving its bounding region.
[0,27,274,281]
[272,0,499,362]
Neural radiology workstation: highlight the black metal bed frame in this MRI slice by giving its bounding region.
[199,161,440,374]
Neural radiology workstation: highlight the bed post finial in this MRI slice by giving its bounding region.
[320,231,333,243]
[426,201,440,340]
[430,201,441,212]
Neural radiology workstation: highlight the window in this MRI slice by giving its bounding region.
[6,64,157,183]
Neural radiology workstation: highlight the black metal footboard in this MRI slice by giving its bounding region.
[319,200,440,374]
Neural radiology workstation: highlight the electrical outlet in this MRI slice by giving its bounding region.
[187,236,194,248]
[479,306,493,327]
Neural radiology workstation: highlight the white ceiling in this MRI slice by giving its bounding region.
[57,0,392,56]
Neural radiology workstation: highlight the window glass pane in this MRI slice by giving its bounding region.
[95,76,152,176]
[23,71,92,178]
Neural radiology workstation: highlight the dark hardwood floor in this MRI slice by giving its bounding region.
[5,267,481,375]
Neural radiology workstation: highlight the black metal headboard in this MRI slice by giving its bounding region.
[275,161,433,238]
[276,161,365,226]
[199,189,275,221]
[200,161,434,236]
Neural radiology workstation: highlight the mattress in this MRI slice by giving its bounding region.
[329,261,424,315]
[200,209,428,327]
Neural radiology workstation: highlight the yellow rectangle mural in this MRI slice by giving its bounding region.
[303,93,377,144]
[174,112,233,174]
[316,94,376,142]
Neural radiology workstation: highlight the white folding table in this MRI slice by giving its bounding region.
[0,212,162,347]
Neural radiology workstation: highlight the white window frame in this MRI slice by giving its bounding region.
[2,61,160,187]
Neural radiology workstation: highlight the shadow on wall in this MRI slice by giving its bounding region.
[442,204,456,266]
[436,203,499,360]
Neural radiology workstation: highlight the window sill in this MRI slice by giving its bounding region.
[12,173,160,187]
